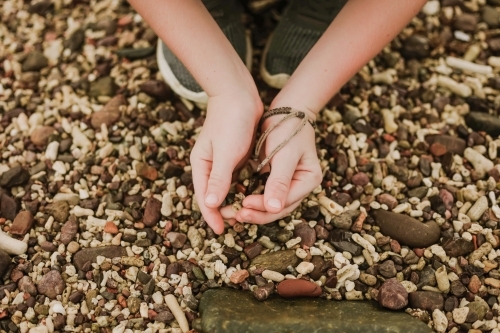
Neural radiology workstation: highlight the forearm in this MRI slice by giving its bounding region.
[129,0,257,98]
[271,0,427,117]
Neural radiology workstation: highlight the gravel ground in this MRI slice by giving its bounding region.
[2,0,500,332]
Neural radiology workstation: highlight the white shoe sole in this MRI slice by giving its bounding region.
[157,31,254,107]
[260,32,291,89]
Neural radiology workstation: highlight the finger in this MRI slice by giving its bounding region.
[191,155,225,235]
[236,199,302,224]
[220,205,237,220]
[204,149,237,208]
[243,162,322,210]
[263,151,300,213]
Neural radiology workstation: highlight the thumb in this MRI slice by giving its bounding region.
[264,154,298,213]
[204,152,236,208]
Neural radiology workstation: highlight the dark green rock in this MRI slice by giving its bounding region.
[116,47,155,60]
[199,289,433,333]
[250,250,300,274]
[465,112,500,137]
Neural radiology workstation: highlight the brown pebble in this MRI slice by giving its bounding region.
[30,126,56,146]
[9,211,34,236]
[468,275,481,293]
[135,162,158,181]
[277,279,322,298]
[377,193,398,210]
[350,211,366,233]
[143,197,162,227]
[429,142,447,156]
[103,221,118,234]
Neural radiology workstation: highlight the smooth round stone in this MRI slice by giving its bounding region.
[372,210,440,248]
[277,279,322,298]
[378,279,408,310]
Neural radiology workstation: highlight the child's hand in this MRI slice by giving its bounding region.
[190,90,263,234]
[228,112,322,224]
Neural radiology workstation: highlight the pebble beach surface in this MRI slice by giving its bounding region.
[2,0,500,332]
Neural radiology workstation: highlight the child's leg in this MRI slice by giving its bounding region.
[156,0,252,105]
[261,0,348,88]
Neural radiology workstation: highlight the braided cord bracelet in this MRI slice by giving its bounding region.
[255,107,316,172]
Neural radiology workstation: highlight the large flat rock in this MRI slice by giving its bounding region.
[199,288,433,333]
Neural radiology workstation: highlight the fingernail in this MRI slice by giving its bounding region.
[267,198,281,209]
[205,193,218,205]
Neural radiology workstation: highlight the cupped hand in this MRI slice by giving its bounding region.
[221,110,322,224]
[190,90,263,234]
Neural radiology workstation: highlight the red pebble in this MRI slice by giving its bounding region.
[277,279,322,298]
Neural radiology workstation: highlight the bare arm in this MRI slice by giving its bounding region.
[128,0,257,99]
[271,0,428,115]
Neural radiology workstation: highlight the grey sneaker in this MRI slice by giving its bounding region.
[261,0,348,88]
[157,0,253,105]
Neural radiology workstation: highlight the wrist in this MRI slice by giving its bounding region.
[268,100,318,123]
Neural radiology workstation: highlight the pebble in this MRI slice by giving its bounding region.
[469,242,493,264]
[89,76,117,97]
[467,299,489,320]
[37,271,65,299]
[44,201,69,223]
[262,269,285,282]
[135,162,158,181]
[408,291,444,311]
[60,216,78,245]
[230,270,249,284]
[251,250,301,274]
[432,309,447,333]
[73,246,127,271]
[30,126,56,146]
[329,229,363,256]
[143,197,162,227]
[467,196,489,221]
[166,232,187,248]
[296,262,314,275]
[466,112,500,137]
[332,210,359,230]
[378,260,397,278]
[0,166,30,188]
[293,222,316,247]
[372,210,440,248]
[22,51,48,71]
[165,294,190,332]
[378,279,408,310]
[91,96,124,128]
[425,135,466,155]
[187,226,204,249]
[277,279,322,298]
[464,148,494,178]
[443,238,474,257]
[9,211,34,236]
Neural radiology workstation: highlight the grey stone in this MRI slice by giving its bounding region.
[199,288,433,333]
